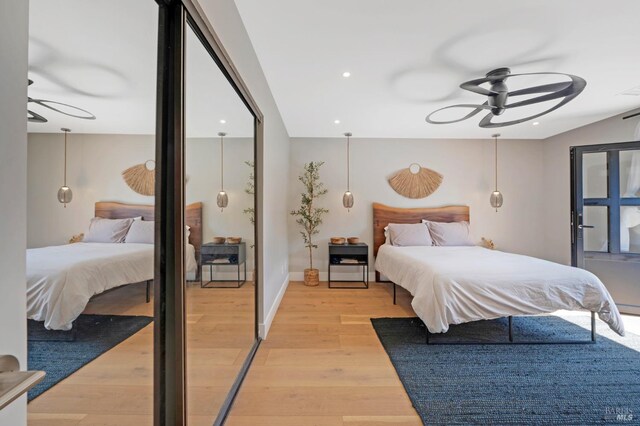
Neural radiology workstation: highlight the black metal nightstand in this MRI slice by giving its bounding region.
[328,242,369,289]
[200,242,247,288]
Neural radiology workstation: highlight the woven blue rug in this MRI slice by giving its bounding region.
[27,314,152,401]
[371,315,640,425]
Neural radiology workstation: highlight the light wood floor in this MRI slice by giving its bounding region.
[27,281,256,426]
[27,280,421,425]
[225,282,422,426]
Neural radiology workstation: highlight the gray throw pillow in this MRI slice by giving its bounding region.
[423,220,474,246]
[388,223,433,247]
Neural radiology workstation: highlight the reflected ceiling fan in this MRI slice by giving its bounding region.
[425,67,586,128]
[28,79,96,123]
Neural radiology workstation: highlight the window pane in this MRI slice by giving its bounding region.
[620,150,640,198]
[620,206,640,253]
[584,206,608,252]
[583,152,608,198]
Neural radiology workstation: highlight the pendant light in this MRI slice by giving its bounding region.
[216,132,228,211]
[343,132,354,210]
[57,128,73,207]
[490,133,503,212]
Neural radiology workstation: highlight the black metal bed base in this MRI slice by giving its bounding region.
[424,312,596,345]
[389,283,597,345]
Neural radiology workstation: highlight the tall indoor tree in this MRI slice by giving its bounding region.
[290,161,328,286]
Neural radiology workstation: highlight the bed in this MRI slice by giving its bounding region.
[372,203,625,342]
[27,201,202,330]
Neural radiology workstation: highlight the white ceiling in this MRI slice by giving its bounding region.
[234,0,640,139]
[28,0,253,137]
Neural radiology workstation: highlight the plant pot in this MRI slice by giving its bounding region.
[304,268,320,287]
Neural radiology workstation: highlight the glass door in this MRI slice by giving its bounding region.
[571,141,640,313]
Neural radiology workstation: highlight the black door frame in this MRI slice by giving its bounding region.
[570,141,640,268]
[154,1,263,424]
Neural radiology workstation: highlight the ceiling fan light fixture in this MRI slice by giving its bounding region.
[425,67,586,128]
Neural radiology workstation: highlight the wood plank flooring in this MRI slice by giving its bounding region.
[225,282,422,425]
[27,281,255,426]
[27,280,421,425]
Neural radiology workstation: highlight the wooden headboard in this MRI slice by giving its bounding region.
[372,202,470,258]
[95,201,203,262]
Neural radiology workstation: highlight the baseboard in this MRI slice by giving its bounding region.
[259,273,289,339]
[617,303,640,316]
[289,271,378,282]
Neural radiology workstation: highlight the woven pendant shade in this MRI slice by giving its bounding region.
[122,160,155,196]
[388,163,443,199]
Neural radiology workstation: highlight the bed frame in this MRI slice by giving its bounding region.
[371,202,596,345]
[95,201,203,300]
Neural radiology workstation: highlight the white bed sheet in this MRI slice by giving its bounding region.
[375,245,624,335]
[27,243,154,330]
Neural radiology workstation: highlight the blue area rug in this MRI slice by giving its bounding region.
[371,315,640,425]
[27,314,152,401]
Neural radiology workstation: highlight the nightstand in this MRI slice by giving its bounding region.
[200,242,247,288]
[328,242,369,289]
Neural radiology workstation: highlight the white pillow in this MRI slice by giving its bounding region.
[125,220,154,244]
[388,223,433,247]
[84,217,134,243]
[423,220,474,246]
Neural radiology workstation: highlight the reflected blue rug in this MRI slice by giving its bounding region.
[371,315,640,425]
[27,314,152,401]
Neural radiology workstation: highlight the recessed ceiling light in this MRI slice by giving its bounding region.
[342,71,351,78]
[532,121,540,126]
[334,119,341,124]
[219,119,226,124]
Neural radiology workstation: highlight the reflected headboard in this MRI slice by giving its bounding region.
[372,202,470,258]
[94,201,203,262]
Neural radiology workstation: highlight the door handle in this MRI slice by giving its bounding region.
[578,224,594,229]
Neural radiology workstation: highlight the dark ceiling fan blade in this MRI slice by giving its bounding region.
[480,95,577,128]
[29,98,96,120]
[27,109,48,123]
[425,69,587,128]
[425,103,492,124]
[507,82,572,97]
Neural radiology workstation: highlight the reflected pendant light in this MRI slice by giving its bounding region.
[343,132,354,210]
[57,128,73,207]
[216,132,228,211]
[490,133,503,211]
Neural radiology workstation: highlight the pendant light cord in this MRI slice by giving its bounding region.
[346,134,350,192]
[220,134,224,191]
[64,130,68,186]
[494,135,498,191]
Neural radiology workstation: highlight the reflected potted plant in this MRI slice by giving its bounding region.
[243,161,256,282]
[290,161,328,286]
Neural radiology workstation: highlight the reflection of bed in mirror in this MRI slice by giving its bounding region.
[26,201,202,330]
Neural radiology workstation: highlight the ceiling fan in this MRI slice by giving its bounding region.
[28,79,96,123]
[425,67,586,128]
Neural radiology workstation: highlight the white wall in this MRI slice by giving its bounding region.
[197,0,291,337]
[288,137,546,280]
[27,133,255,270]
[0,0,29,424]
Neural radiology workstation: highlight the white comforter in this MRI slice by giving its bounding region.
[27,243,154,330]
[375,245,624,335]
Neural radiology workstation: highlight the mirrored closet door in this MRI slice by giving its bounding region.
[184,17,257,425]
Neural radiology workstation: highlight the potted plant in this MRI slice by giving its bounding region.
[290,161,328,286]
[243,161,256,282]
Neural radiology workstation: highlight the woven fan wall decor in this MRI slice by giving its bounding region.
[388,163,443,199]
[122,160,155,196]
